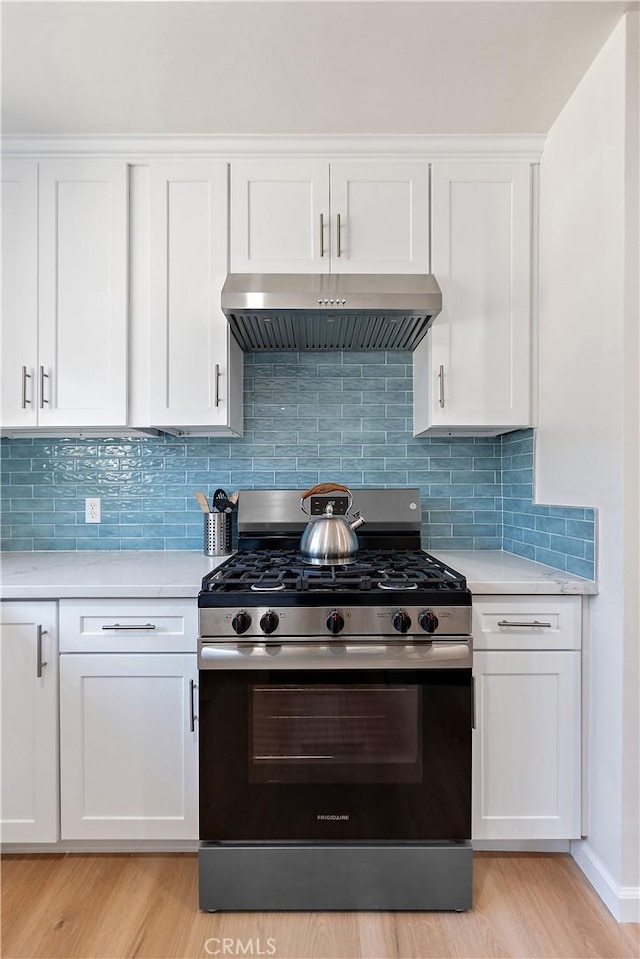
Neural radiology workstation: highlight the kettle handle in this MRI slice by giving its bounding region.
[300,483,353,516]
[300,483,350,501]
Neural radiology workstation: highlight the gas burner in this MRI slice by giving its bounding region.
[250,582,286,592]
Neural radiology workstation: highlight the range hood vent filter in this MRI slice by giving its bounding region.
[226,312,435,352]
[221,273,442,352]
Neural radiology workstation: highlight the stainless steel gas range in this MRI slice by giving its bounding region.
[197,488,473,911]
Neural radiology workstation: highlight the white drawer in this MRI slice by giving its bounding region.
[472,595,581,651]
[59,599,198,653]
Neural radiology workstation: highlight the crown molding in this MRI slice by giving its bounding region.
[1,134,545,161]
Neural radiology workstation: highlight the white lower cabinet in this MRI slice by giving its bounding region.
[0,602,59,843]
[60,652,198,841]
[472,596,582,841]
[58,598,199,842]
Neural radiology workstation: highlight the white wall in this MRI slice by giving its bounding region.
[537,12,640,921]
[0,1,625,136]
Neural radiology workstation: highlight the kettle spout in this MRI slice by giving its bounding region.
[349,512,365,531]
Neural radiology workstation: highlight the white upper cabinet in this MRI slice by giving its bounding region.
[231,161,329,273]
[147,161,243,434]
[1,161,39,429]
[2,159,129,433]
[230,161,429,274]
[38,160,129,428]
[329,162,429,273]
[414,162,532,436]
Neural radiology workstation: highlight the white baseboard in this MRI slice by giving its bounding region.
[571,839,640,923]
[472,839,570,852]
[2,840,198,854]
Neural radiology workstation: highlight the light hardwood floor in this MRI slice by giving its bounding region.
[1,852,638,959]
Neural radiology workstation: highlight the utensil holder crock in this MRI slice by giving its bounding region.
[204,512,231,557]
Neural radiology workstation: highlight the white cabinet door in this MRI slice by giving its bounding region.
[0,602,58,843]
[472,650,581,840]
[60,653,198,841]
[37,160,128,428]
[231,161,330,273]
[148,162,243,434]
[414,162,532,436]
[1,161,39,429]
[330,162,429,273]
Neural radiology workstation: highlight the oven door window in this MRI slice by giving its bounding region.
[251,683,421,784]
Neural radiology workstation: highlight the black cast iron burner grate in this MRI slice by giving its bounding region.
[201,549,467,595]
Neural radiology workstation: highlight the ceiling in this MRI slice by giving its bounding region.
[1,1,633,136]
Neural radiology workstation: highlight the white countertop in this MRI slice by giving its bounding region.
[434,550,597,595]
[0,549,596,600]
[0,550,229,599]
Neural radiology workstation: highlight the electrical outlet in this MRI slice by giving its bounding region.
[85,497,101,523]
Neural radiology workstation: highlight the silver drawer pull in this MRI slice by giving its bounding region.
[497,620,553,628]
[101,623,157,631]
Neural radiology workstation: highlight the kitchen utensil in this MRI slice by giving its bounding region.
[299,483,365,566]
[195,491,212,513]
[213,488,234,513]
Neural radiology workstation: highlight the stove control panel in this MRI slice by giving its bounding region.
[201,604,471,639]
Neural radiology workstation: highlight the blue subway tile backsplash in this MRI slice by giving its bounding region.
[0,354,596,578]
[501,428,596,579]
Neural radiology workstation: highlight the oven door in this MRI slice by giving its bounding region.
[198,640,472,842]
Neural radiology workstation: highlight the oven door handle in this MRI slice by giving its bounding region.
[198,639,472,669]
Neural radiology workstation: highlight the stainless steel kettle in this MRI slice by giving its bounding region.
[299,483,366,566]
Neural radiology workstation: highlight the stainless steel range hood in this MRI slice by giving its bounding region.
[221,273,442,351]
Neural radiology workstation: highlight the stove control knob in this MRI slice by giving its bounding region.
[392,609,412,634]
[260,610,279,635]
[231,611,252,635]
[419,610,439,634]
[326,610,345,635]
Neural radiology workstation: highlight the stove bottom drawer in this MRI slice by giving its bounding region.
[199,842,473,911]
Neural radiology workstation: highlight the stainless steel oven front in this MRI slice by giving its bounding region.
[198,637,472,845]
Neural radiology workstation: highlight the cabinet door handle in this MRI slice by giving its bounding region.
[21,366,32,408]
[471,675,476,730]
[39,366,49,408]
[336,213,342,257]
[36,626,48,678]
[320,213,325,257]
[101,623,157,631]
[189,679,197,733]
[497,620,553,628]
[214,363,220,408]
[438,365,445,407]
